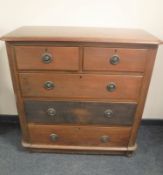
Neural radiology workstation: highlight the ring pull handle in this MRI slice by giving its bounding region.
[44,81,55,90]
[50,133,59,142]
[47,108,56,117]
[104,109,113,118]
[42,53,53,64]
[110,55,120,65]
[106,82,116,92]
[100,135,110,143]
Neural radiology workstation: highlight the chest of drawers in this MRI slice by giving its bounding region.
[1,27,161,155]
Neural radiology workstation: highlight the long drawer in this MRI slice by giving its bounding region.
[19,73,143,100]
[14,46,79,70]
[28,124,131,147]
[84,47,147,72]
[25,100,136,125]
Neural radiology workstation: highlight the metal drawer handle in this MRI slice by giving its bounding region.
[42,53,53,64]
[47,108,56,117]
[110,55,120,65]
[50,133,59,142]
[104,109,113,118]
[100,135,110,143]
[106,82,116,92]
[44,81,55,90]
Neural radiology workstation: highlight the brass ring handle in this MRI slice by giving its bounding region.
[106,82,116,92]
[44,81,55,90]
[104,109,113,118]
[110,55,120,65]
[50,133,59,142]
[47,108,56,117]
[100,135,110,143]
[42,53,53,64]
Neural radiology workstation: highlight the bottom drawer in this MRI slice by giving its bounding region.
[28,124,131,147]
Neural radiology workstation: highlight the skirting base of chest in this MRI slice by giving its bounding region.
[22,140,137,155]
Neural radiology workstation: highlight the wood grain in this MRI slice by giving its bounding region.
[6,42,30,142]
[19,73,143,100]
[84,47,148,72]
[28,124,131,147]
[128,47,158,146]
[25,100,136,125]
[22,141,137,155]
[15,46,79,70]
[1,26,160,154]
[1,26,161,44]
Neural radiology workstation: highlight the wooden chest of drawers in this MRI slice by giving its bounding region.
[1,27,161,155]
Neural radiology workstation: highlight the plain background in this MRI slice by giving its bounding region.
[0,0,163,119]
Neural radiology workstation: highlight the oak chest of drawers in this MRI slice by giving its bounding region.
[1,27,161,155]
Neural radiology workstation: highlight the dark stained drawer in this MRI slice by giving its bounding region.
[28,124,131,147]
[14,46,79,70]
[25,101,136,125]
[19,73,143,101]
[84,47,147,72]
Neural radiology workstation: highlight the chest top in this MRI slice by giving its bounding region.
[1,26,161,45]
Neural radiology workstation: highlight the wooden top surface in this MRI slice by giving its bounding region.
[1,26,161,45]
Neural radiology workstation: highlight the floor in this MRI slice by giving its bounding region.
[0,123,163,175]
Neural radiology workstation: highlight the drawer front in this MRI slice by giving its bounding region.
[19,73,142,100]
[28,124,131,147]
[15,46,79,70]
[25,100,136,125]
[84,47,147,72]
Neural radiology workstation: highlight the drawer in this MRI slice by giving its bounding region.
[28,124,131,147]
[14,46,79,70]
[19,73,143,100]
[25,100,136,125]
[84,47,147,72]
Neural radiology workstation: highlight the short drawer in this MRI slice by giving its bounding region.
[19,73,143,100]
[14,46,79,70]
[84,47,147,72]
[28,124,131,147]
[25,100,136,125]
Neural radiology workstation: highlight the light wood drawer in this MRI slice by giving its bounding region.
[19,73,143,100]
[28,124,131,147]
[14,46,79,70]
[25,100,136,125]
[83,47,147,72]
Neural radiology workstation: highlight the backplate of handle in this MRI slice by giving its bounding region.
[42,53,53,64]
[110,55,120,65]
[104,109,113,118]
[106,82,116,92]
[44,81,55,90]
[100,135,110,143]
[47,108,56,117]
[50,133,59,142]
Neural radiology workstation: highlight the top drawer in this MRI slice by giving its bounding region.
[14,46,79,71]
[83,47,147,72]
